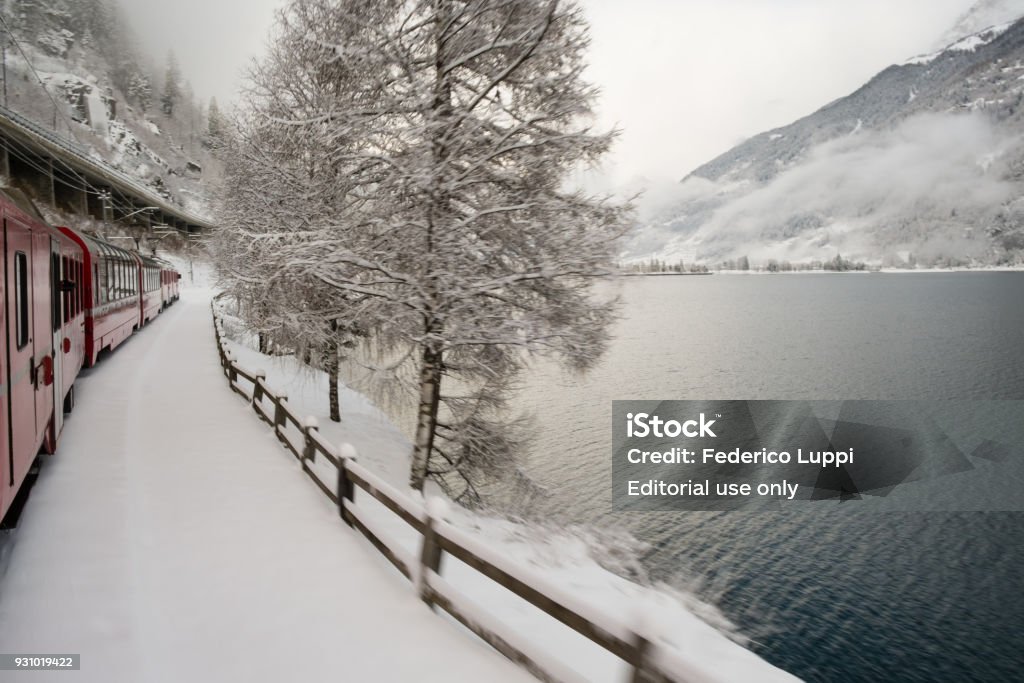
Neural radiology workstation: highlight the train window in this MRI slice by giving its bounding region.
[15,252,29,349]
[62,256,71,324]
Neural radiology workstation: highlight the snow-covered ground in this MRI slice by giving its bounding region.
[213,297,797,682]
[0,284,796,682]
[0,290,532,683]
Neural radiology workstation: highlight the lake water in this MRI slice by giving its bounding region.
[514,273,1024,682]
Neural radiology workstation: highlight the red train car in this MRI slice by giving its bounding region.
[59,229,142,368]
[2,189,86,522]
[157,259,181,309]
[137,254,163,326]
[2,194,182,524]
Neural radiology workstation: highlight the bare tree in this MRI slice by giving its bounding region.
[217,0,628,499]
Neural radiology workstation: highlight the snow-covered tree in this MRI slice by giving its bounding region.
[126,72,152,113]
[218,0,627,501]
[206,97,225,148]
[214,84,360,424]
[161,50,181,117]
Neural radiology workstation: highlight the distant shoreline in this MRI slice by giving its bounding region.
[620,267,1024,276]
[620,271,713,276]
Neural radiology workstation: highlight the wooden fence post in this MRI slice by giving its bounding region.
[336,443,357,526]
[419,498,446,610]
[302,417,319,464]
[253,371,266,405]
[629,630,655,683]
[273,395,288,435]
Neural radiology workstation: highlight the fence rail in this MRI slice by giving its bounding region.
[211,300,693,683]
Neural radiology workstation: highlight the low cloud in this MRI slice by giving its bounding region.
[652,111,1021,264]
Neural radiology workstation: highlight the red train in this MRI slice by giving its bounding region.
[1,187,181,523]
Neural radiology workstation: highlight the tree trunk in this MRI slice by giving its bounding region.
[327,324,340,422]
[409,0,451,493]
[409,347,443,491]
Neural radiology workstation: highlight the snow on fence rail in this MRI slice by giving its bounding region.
[210,300,694,683]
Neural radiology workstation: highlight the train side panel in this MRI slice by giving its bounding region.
[0,224,7,518]
[2,213,48,520]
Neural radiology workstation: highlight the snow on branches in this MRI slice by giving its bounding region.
[215,0,629,503]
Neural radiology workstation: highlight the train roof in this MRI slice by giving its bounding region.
[150,256,177,270]
[71,230,141,262]
[137,253,163,268]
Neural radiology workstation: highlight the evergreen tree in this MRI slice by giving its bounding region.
[206,97,224,143]
[161,50,181,117]
[127,72,152,113]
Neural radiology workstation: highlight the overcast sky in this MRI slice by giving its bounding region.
[120,0,977,182]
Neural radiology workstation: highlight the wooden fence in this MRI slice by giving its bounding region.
[211,301,705,683]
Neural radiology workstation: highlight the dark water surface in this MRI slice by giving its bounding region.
[515,273,1024,682]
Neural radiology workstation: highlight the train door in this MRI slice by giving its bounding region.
[50,242,64,439]
[4,217,38,496]
[32,231,53,449]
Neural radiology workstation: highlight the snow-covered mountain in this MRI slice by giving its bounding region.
[935,0,1024,48]
[628,2,1024,267]
[0,0,220,219]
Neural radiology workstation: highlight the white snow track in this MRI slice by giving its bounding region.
[0,289,533,683]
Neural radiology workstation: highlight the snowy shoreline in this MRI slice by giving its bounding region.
[210,288,799,683]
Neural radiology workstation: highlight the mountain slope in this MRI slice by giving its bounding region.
[935,0,1024,48]
[0,0,221,219]
[630,9,1024,267]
